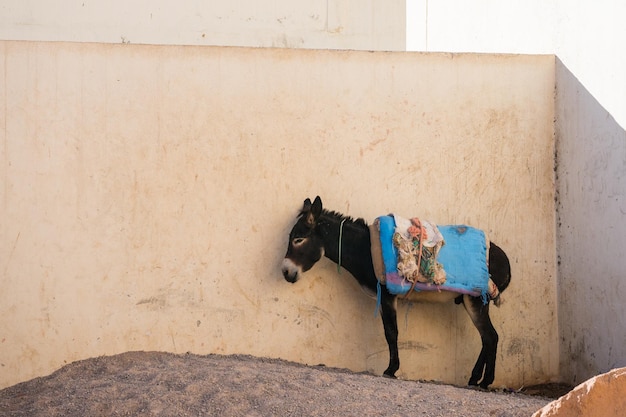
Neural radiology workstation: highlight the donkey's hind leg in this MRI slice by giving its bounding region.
[462,294,499,389]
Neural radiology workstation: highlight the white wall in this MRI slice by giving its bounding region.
[1,1,622,124]
[5,0,622,125]
[406,0,626,384]
[0,0,405,50]
[406,0,626,129]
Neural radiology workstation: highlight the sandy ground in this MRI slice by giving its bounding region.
[0,351,569,417]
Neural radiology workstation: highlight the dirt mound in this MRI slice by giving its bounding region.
[0,351,556,417]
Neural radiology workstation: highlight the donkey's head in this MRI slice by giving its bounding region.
[281,196,325,283]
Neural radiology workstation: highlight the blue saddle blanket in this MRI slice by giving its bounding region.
[377,215,490,298]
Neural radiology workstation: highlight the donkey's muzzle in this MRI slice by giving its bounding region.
[283,269,298,283]
[281,258,300,283]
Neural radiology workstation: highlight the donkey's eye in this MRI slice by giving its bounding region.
[292,237,306,246]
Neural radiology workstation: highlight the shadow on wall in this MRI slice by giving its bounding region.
[555,58,626,385]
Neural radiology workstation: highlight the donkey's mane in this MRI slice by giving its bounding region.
[297,207,368,227]
[321,209,368,227]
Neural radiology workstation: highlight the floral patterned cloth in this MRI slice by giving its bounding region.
[392,216,446,285]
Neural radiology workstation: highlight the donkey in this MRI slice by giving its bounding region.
[282,196,511,389]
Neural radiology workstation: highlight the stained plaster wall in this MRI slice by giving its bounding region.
[555,60,626,384]
[0,41,557,389]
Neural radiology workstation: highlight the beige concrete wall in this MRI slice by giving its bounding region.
[0,41,557,389]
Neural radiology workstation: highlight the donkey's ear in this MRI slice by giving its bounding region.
[312,196,322,216]
[302,198,312,212]
[305,196,322,227]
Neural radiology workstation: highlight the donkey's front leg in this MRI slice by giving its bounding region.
[380,293,400,378]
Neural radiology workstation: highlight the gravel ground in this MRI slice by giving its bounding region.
[0,351,563,417]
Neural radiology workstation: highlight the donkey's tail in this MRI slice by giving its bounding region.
[488,241,512,307]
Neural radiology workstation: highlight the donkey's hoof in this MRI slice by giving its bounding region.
[383,371,397,379]
[468,380,491,391]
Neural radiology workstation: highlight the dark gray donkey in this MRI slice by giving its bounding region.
[282,196,511,389]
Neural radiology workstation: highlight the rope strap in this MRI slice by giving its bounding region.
[403,218,424,298]
[337,218,346,274]
[374,281,382,317]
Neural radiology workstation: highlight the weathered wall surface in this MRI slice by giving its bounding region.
[555,60,626,384]
[0,41,556,389]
